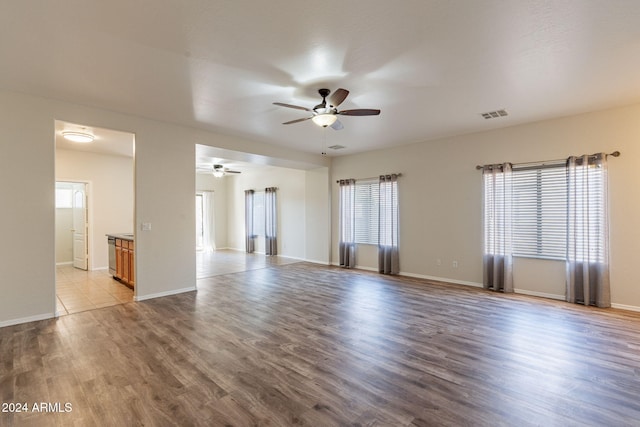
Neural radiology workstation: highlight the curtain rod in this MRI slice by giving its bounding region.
[475,151,620,170]
[336,173,402,183]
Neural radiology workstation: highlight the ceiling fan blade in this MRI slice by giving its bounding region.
[330,119,344,131]
[338,109,381,116]
[225,170,241,174]
[329,88,349,107]
[273,102,311,112]
[282,116,313,125]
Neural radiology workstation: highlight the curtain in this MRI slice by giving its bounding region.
[378,174,399,274]
[202,191,216,253]
[244,189,255,253]
[566,153,610,308]
[265,187,277,256]
[338,179,356,268]
[482,163,514,293]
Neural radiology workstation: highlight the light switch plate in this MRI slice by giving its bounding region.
[142,222,152,231]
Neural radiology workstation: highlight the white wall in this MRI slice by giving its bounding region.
[55,208,73,264]
[196,173,228,249]
[305,167,330,264]
[56,149,134,269]
[0,88,328,327]
[331,103,640,311]
[226,167,307,259]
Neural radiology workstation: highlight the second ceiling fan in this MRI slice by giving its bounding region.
[273,88,380,130]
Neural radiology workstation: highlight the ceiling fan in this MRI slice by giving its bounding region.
[273,88,380,130]
[196,164,241,177]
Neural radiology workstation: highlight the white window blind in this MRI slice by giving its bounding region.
[354,180,379,244]
[354,179,398,245]
[512,164,567,260]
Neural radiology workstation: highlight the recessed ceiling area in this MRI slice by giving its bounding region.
[5,2,640,156]
[55,120,134,158]
[195,144,320,176]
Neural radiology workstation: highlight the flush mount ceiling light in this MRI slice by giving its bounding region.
[311,113,338,127]
[62,131,95,143]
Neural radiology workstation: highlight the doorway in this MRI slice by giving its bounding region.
[55,181,88,270]
[54,120,135,315]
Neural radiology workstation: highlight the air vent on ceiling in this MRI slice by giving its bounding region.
[480,109,508,120]
[328,145,346,150]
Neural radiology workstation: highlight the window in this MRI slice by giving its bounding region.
[354,179,398,245]
[512,164,567,260]
[354,180,379,244]
[55,188,73,208]
[253,190,265,237]
[486,161,606,261]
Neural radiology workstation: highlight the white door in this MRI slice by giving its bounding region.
[72,183,88,270]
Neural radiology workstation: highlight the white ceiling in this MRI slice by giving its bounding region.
[4,1,640,156]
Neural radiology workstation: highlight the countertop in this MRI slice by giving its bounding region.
[106,233,135,241]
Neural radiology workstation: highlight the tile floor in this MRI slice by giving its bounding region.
[56,265,134,316]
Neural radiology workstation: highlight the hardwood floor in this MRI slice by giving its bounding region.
[2,263,640,426]
[196,249,300,279]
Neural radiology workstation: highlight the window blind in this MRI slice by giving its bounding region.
[512,164,567,260]
[354,180,379,244]
[354,179,398,245]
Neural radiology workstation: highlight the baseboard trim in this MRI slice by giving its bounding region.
[134,286,197,302]
[56,262,73,266]
[304,258,331,265]
[400,271,484,288]
[276,255,304,261]
[91,266,108,271]
[0,312,55,328]
[611,303,640,313]
[514,289,565,300]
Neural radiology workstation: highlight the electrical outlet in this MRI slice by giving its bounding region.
[436,259,441,266]
[452,260,458,268]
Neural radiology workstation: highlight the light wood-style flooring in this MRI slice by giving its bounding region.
[196,249,300,279]
[3,262,640,426]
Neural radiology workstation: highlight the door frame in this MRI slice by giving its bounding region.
[56,180,93,270]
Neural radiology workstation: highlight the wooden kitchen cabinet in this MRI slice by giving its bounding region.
[115,239,123,280]
[115,238,135,289]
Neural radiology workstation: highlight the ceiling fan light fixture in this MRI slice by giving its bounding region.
[312,113,337,127]
[62,131,94,143]
[213,170,224,178]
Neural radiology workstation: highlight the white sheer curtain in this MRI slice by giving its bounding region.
[378,174,399,274]
[566,153,610,307]
[338,179,356,268]
[265,187,277,256]
[244,190,255,253]
[201,191,216,253]
[482,163,514,293]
